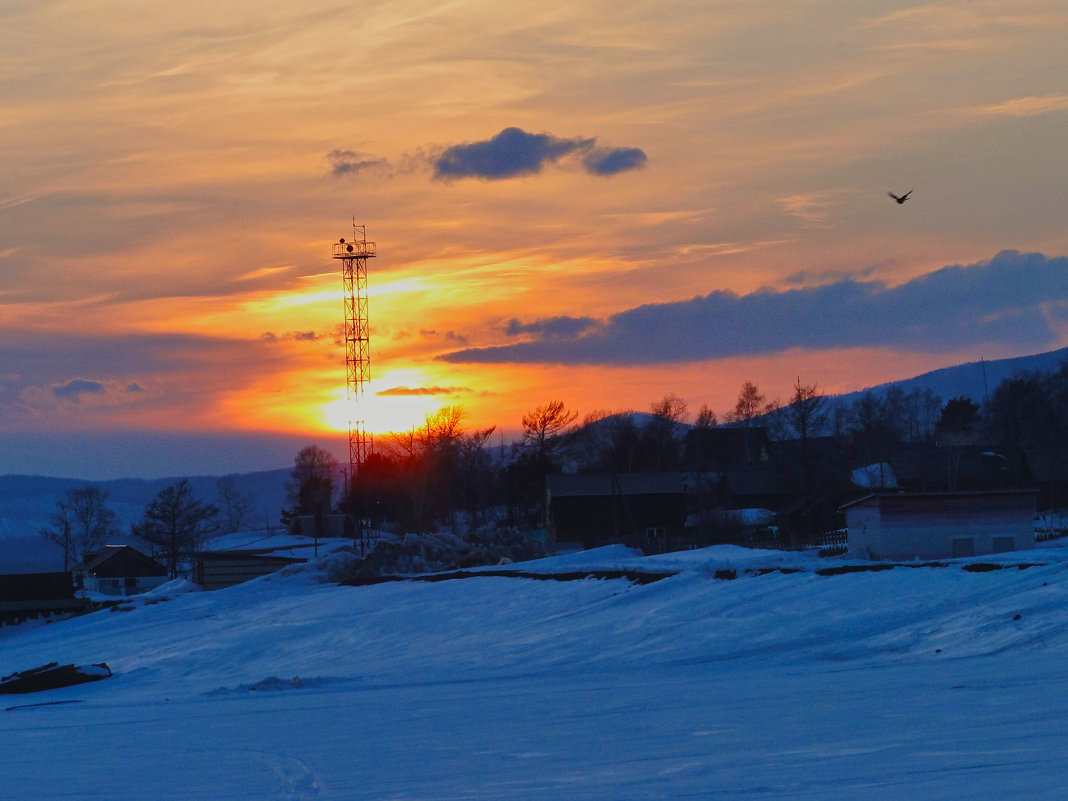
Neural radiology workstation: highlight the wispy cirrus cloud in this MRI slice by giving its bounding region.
[438,251,1068,366]
[261,331,323,344]
[433,127,647,180]
[970,93,1068,117]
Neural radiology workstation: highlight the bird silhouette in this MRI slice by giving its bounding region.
[888,190,912,204]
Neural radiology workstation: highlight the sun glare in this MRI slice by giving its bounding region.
[321,390,443,436]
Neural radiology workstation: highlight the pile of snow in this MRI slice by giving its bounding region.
[851,461,899,488]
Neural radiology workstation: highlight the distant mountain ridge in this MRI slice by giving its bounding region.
[831,346,1068,408]
[0,469,290,565]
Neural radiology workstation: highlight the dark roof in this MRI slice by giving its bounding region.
[78,546,127,572]
[888,447,1007,490]
[75,545,167,578]
[197,551,304,564]
[547,473,684,498]
[840,488,1038,512]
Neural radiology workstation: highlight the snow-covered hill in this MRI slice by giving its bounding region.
[3,544,1068,799]
[834,346,1068,407]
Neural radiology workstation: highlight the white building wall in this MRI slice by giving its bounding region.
[845,494,1036,561]
[85,574,169,597]
[845,505,882,560]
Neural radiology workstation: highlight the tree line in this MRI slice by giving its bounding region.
[331,362,1068,534]
[41,475,255,577]
[44,358,1068,575]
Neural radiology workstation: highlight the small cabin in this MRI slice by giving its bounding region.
[840,490,1037,561]
[546,473,687,551]
[194,551,305,591]
[73,545,169,596]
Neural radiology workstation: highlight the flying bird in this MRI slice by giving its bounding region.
[888,190,912,204]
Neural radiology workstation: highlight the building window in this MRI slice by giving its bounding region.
[992,536,1015,554]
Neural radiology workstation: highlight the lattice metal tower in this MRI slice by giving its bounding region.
[333,223,375,476]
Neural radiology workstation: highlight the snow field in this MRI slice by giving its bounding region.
[2,545,1068,799]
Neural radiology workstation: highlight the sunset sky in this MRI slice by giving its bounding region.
[4,1,1068,478]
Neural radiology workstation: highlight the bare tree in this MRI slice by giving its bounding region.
[521,400,578,467]
[727,381,775,460]
[788,378,827,446]
[133,479,219,579]
[398,405,469,532]
[421,405,467,449]
[645,393,689,470]
[40,485,118,571]
[728,381,766,427]
[788,378,828,483]
[454,425,498,529]
[386,427,418,459]
[911,388,943,443]
[694,404,718,429]
[650,393,688,424]
[286,445,339,516]
[216,475,254,534]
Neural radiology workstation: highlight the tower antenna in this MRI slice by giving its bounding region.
[333,222,375,478]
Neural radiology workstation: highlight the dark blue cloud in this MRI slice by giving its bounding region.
[433,127,646,180]
[582,147,648,176]
[505,316,597,339]
[52,379,106,401]
[437,250,1068,366]
[327,148,387,177]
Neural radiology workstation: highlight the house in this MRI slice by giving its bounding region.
[546,473,688,552]
[0,572,90,625]
[194,551,305,591]
[840,489,1037,561]
[73,546,169,597]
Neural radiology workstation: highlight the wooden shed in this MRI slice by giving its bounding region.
[840,490,1037,561]
[194,551,305,591]
[546,473,687,551]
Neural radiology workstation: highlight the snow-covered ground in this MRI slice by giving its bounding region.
[207,530,356,559]
[3,544,1068,800]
